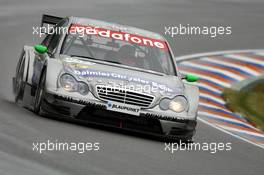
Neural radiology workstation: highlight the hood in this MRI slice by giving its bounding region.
[61,56,184,99]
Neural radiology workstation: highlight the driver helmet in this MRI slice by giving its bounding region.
[118,45,137,66]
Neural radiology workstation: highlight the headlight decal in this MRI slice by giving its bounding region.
[159,96,188,113]
[78,82,89,95]
[60,73,89,95]
[159,98,171,110]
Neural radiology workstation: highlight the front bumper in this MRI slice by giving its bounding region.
[41,92,197,139]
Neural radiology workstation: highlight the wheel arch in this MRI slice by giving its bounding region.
[23,45,37,85]
[45,58,64,93]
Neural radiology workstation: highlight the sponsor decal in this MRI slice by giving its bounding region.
[73,69,174,93]
[64,57,96,65]
[63,57,96,69]
[66,63,90,69]
[107,101,140,116]
[69,24,168,50]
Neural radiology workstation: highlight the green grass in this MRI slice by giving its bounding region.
[222,81,264,131]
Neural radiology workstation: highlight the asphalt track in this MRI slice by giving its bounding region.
[0,0,264,175]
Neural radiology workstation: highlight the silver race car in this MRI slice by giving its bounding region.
[13,14,199,141]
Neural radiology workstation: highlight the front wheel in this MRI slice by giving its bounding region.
[15,59,25,103]
[34,69,46,115]
[163,135,194,143]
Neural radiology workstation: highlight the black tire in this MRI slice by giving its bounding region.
[163,135,193,143]
[34,69,46,115]
[15,59,25,103]
[163,129,195,143]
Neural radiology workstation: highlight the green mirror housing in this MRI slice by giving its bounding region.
[34,44,48,54]
[186,74,199,82]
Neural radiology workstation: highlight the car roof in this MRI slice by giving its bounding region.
[70,16,165,40]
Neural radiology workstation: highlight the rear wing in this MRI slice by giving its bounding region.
[41,14,64,27]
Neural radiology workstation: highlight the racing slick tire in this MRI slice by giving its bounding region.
[163,134,194,143]
[163,129,195,143]
[14,58,25,103]
[34,69,46,115]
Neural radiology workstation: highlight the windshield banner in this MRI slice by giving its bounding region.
[69,24,168,50]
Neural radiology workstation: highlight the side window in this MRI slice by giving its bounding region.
[41,18,69,54]
[41,33,53,46]
[47,33,61,54]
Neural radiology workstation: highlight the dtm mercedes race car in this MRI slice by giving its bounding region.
[13,14,199,141]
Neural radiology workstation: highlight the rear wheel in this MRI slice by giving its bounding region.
[34,69,46,115]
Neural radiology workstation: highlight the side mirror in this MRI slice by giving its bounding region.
[34,44,48,54]
[181,73,199,82]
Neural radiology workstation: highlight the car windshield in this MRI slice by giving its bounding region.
[61,24,176,75]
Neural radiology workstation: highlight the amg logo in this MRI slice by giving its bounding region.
[111,104,140,113]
